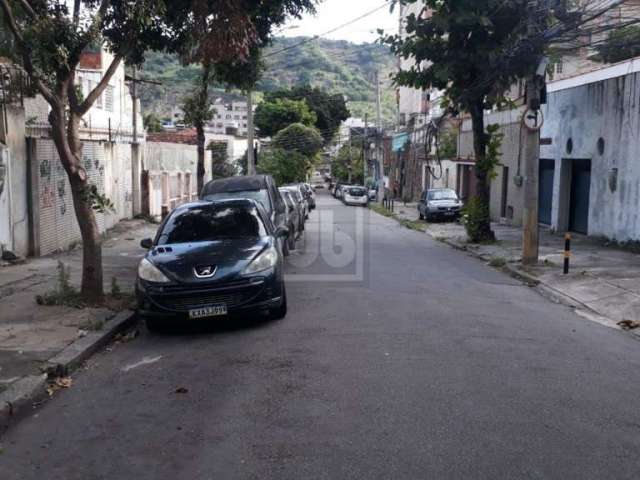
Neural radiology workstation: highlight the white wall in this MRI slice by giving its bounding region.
[541,71,640,241]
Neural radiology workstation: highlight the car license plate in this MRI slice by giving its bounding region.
[445,211,455,216]
[189,305,227,319]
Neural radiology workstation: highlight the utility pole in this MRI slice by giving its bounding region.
[375,70,384,205]
[348,135,352,183]
[246,90,255,176]
[522,1,544,265]
[364,113,368,183]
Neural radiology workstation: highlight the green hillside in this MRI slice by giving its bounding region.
[137,36,397,123]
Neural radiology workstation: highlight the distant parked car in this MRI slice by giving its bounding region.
[342,186,369,206]
[301,183,316,210]
[136,199,289,331]
[368,186,378,201]
[418,188,463,221]
[201,174,287,230]
[282,185,308,228]
[279,189,301,251]
[335,183,351,200]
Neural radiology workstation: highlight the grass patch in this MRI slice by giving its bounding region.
[400,219,427,232]
[78,317,106,331]
[369,203,394,218]
[35,261,84,308]
[488,256,507,268]
[35,262,134,311]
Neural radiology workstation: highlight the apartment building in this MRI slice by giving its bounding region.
[210,98,253,137]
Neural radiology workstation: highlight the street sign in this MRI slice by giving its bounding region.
[522,108,544,131]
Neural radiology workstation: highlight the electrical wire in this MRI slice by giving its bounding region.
[263,1,392,59]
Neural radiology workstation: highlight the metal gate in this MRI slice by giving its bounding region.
[569,159,591,234]
[538,159,555,225]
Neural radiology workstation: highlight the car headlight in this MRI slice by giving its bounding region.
[138,258,170,283]
[243,246,278,275]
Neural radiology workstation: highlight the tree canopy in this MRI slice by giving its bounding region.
[254,98,317,137]
[332,139,364,184]
[265,85,350,144]
[258,148,311,185]
[272,123,323,158]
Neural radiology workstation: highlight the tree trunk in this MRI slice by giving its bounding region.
[469,100,495,242]
[196,122,206,195]
[49,108,104,300]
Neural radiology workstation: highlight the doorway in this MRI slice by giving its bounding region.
[538,159,555,225]
[500,165,509,218]
[569,159,591,234]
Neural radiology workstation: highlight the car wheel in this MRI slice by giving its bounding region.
[287,230,296,251]
[419,210,424,220]
[270,285,287,320]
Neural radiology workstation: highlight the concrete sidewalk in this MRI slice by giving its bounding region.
[390,202,640,330]
[0,219,156,408]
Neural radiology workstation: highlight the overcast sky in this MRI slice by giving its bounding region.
[281,0,398,44]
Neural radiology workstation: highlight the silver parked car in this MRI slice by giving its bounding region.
[418,188,463,221]
[342,185,369,206]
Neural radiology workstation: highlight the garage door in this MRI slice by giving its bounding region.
[538,159,554,225]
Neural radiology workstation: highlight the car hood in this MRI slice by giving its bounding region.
[146,238,271,284]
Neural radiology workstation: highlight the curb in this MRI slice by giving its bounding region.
[375,209,631,333]
[0,310,137,431]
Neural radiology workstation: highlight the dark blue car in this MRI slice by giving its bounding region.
[136,199,289,331]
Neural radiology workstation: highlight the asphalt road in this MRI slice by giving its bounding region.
[2,193,640,479]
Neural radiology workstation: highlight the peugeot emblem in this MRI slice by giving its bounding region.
[194,265,217,279]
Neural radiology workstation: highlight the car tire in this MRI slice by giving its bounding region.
[270,285,287,320]
[287,230,296,251]
[419,210,424,220]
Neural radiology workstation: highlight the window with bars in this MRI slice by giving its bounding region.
[104,85,114,112]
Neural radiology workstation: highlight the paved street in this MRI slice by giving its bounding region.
[1,193,640,479]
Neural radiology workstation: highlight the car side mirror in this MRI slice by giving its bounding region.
[140,238,153,250]
[275,226,289,239]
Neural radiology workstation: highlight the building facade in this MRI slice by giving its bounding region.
[209,98,253,137]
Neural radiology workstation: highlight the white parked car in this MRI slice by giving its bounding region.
[342,186,369,206]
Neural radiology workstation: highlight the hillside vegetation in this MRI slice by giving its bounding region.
[137,36,397,123]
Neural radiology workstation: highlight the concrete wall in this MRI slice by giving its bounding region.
[0,105,29,256]
[143,142,208,218]
[459,108,526,225]
[541,71,640,241]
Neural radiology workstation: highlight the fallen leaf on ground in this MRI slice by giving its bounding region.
[116,329,140,343]
[175,387,189,394]
[46,377,73,396]
[618,319,640,330]
[56,377,72,388]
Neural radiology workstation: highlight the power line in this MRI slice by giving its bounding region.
[263,1,392,59]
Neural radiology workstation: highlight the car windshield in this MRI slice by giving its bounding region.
[349,187,367,196]
[428,189,458,201]
[203,190,271,211]
[157,204,267,244]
